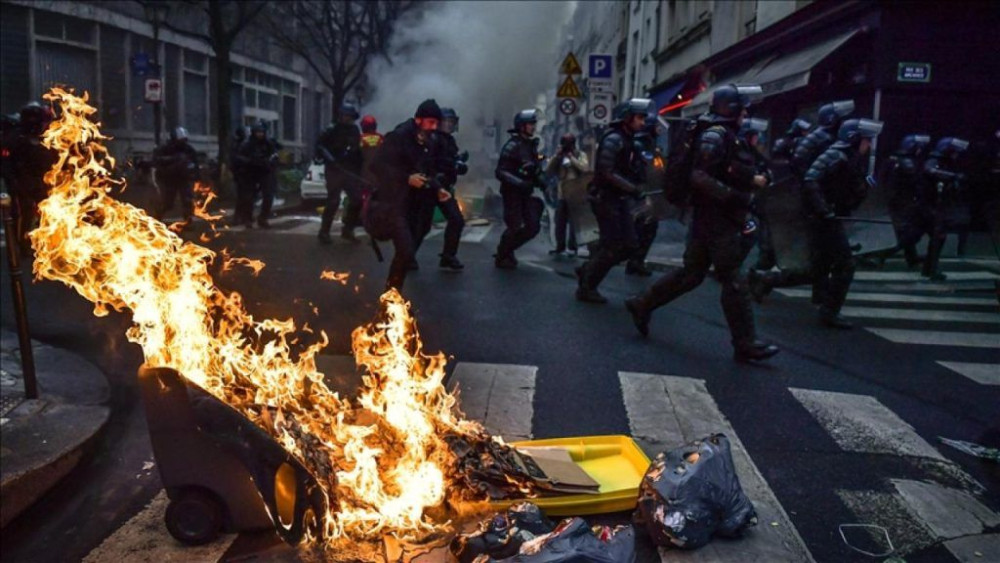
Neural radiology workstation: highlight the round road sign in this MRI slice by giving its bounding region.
[559,98,577,116]
[592,104,608,120]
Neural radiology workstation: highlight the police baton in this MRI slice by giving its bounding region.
[833,217,893,225]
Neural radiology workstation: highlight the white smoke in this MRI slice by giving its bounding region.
[364,0,576,180]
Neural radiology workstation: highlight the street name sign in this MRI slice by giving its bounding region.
[897,62,931,83]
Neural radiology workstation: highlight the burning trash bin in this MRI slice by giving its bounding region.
[138,366,327,546]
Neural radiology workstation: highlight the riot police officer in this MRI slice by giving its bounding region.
[921,137,970,281]
[365,99,447,290]
[153,126,199,226]
[771,118,811,161]
[791,100,855,176]
[316,103,363,243]
[624,84,780,362]
[494,109,546,269]
[235,121,281,228]
[431,108,468,270]
[738,117,774,268]
[229,126,248,222]
[882,134,932,267]
[575,99,651,302]
[7,102,56,253]
[626,115,662,277]
[803,118,883,328]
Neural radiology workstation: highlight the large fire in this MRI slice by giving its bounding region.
[29,88,490,559]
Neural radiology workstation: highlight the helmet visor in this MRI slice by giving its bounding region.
[734,84,763,107]
[856,118,883,138]
[744,118,769,133]
[913,134,931,146]
[950,138,970,152]
[832,100,856,118]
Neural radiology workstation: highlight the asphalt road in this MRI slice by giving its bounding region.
[2,206,998,562]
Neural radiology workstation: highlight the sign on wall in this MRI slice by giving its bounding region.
[897,62,931,83]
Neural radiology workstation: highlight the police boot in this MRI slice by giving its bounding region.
[819,308,853,329]
[625,260,653,277]
[257,217,271,229]
[624,296,651,337]
[440,254,464,271]
[318,231,332,244]
[574,265,607,303]
[494,254,517,269]
[903,245,922,269]
[921,237,946,281]
[734,340,781,363]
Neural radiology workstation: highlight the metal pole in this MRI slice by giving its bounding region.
[0,194,38,399]
[152,15,162,147]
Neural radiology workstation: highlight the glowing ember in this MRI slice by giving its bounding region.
[29,88,496,560]
[320,269,351,285]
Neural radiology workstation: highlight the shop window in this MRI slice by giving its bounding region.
[34,12,96,45]
[36,41,97,97]
[183,71,207,135]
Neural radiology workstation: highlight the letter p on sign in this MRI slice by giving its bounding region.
[588,54,613,80]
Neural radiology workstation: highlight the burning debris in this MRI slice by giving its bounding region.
[28,88,541,560]
[320,269,351,285]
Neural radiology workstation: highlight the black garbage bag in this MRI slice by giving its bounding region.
[495,518,636,563]
[633,433,757,549]
[451,502,555,563]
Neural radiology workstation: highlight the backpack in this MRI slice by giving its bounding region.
[663,119,711,207]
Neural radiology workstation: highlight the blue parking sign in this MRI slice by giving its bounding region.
[588,54,613,79]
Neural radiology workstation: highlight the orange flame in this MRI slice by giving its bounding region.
[320,269,350,285]
[30,88,488,560]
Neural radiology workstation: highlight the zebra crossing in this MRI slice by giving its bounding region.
[774,261,1000,386]
[82,360,999,562]
[250,214,496,244]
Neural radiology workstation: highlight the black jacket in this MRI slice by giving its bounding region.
[153,139,199,184]
[886,153,924,208]
[236,136,281,173]
[495,133,542,194]
[316,122,362,173]
[431,131,463,190]
[368,119,433,213]
[802,142,868,218]
[594,126,643,197]
[922,154,965,207]
[792,126,836,176]
[689,114,757,225]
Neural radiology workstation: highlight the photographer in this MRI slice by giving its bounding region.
[545,133,588,256]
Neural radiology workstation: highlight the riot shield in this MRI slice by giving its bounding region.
[562,171,600,245]
[759,159,812,271]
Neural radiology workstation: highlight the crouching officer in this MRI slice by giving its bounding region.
[921,137,970,281]
[883,134,932,267]
[625,84,780,363]
[772,118,811,162]
[791,100,855,177]
[366,99,446,290]
[153,127,199,226]
[803,118,883,328]
[494,109,545,269]
[575,98,652,302]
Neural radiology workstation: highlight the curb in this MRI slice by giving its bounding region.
[0,332,111,528]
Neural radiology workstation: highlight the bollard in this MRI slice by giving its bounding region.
[0,193,38,399]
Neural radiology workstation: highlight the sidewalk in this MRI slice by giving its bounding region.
[0,328,110,528]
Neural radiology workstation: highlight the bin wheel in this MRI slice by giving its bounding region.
[165,489,223,545]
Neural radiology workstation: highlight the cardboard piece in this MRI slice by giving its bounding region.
[516,447,601,495]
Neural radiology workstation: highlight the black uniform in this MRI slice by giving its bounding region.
[316,122,363,238]
[885,150,928,266]
[626,114,766,353]
[366,119,434,290]
[627,131,660,276]
[494,132,545,265]
[152,139,199,222]
[430,131,467,265]
[921,152,967,279]
[235,134,281,226]
[791,126,836,177]
[801,142,868,321]
[6,122,56,252]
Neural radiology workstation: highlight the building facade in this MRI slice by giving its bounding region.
[0,0,332,164]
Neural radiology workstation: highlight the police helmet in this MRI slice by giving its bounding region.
[818,100,855,128]
[740,117,769,137]
[710,84,763,118]
[18,102,54,132]
[234,126,247,140]
[338,103,360,120]
[934,137,970,157]
[513,109,539,128]
[837,118,883,144]
[897,134,931,156]
[441,107,459,121]
[170,127,189,141]
[787,118,812,136]
[251,120,267,134]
